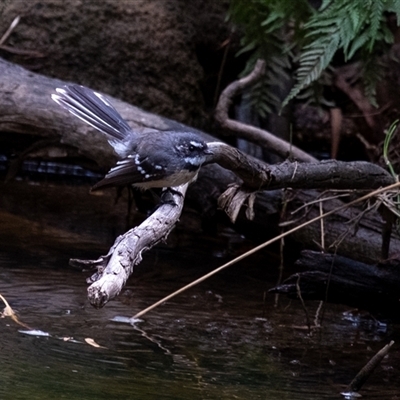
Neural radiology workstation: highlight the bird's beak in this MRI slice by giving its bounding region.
[202,147,214,165]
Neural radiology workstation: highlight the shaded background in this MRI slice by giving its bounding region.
[1,1,400,398]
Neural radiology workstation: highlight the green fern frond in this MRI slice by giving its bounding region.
[242,45,292,114]
[346,29,371,60]
[229,0,399,116]
[319,0,333,12]
[282,0,397,108]
[282,31,340,108]
[368,1,385,51]
[349,5,361,32]
[228,0,310,115]
[236,40,257,57]
[296,77,335,108]
[362,51,387,108]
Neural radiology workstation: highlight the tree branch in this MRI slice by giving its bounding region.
[214,59,317,163]
[207,142,394,222]
[74,185,189,308]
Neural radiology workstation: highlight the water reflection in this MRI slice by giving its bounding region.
[1,181,399,399]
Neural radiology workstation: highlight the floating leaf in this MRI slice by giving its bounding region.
[85,338,107,349]
[0,293,32,329]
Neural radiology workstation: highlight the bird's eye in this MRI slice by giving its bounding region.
[189,145,196,151]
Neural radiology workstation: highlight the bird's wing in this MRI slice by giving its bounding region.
[91,154,168,191]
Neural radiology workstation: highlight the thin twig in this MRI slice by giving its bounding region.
[280,192,352,229]
[329,200,379,249]
[295,274,311,333]
[348,341,395,393]
[274,190,289,307]
[0,15,20,46]
[213,35,231,107]
[320,248,338,328]
[314,301,323,328]
[289,192,352,216]
[319,201,325,250]
[132,181,400,319]
[0,45,44,57]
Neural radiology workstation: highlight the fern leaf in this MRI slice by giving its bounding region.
[230,0,400,117]
[236,40,257,57]
[282,32,340,108]
[346,29,371,59]
[349,5,361,32]
[368,1,385,51]
[319,0,333,12]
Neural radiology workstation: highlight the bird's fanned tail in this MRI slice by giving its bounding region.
[51,84,133,141]
[52,84,212,191]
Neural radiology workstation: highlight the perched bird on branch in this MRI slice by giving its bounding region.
[52,85,213,190]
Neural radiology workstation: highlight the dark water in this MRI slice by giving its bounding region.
[1,181,399,400]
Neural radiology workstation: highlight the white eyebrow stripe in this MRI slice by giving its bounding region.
[189,141,203,148]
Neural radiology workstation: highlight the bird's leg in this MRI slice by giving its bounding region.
[160,187,184,206]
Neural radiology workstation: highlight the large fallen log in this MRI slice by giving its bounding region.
[270,250,400,321]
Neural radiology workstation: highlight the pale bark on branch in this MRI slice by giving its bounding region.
[71,186,188,308]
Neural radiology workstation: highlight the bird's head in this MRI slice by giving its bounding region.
[173,134,213,169]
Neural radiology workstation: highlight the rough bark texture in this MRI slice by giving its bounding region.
[0,56,214,171]
[0,0,233,129]
[78,186,189,308]
[271,250,400,321]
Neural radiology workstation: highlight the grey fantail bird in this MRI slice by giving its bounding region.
[52,85,213,191]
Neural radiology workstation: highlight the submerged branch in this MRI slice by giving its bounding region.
[348,341,395,393]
